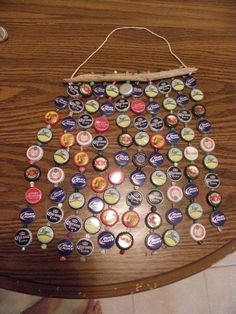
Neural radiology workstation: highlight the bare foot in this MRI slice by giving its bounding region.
[83,300,103,314]
[21,298,61,314]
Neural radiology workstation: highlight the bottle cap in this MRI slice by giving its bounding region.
[145,233,163,251]
[115,98,130,112]
[126,190,143,208]
[176,94,189,107]
[168,147,183,163]
[134,131,150,147]
[97,231,115,250]
[92,135,108,151]
[71,172,87,189]
[197,119,212,133]
[24,165,41,182]
[190,88,204,102]
[187,203,203,220]
[205,173,220,189]
[116,114,131,129]
[68,99,84,114]
[149,134,165,149]
[76,238,94,257]
[149,117,164,132]
[54,149,70,165]
[165,130,180,145]
[119,83,133,96]
[207,191,222,207]
[185,75,197,88]
[145,84,158,98]
[74,151,90,169]
[177,109,192,123]
[76,131,93,147]
[93,83,106,98]
[184,164,200,180]
[19,207,36,225]
[171,78,184,91]
[146,101,160,115]
[55,96,68,110]
[114,151,130,167]
[122,210,140,228]
[149,151,164,168]
[118,133,133,147]
[145,212,162,229]
[106,84,119,98]
[116,232,134,250]
[166,208,183,225]
[15,228,32,248]
[103,187,120,205]
[129,169,146,186]
[192,104,206,118]
[37,127,52,144]
[46,206,64,224]
[131,99,146,114]
[203,154,218,170]
[49,187,66,203]
[67,83,79,97]
[157,81,171,94]
[78,114,93,129]
[25,187,42,205]
[60,133,75,148]
[61,116,76,132]
[100,208,119,227]
[151,170,167,187]
[26,145,44,162]
[200,137,215,152]
[147,190,164,205]
[181,127,195,142]
[64,215,82,233]
[100,101,115,116]
[44,111,60,126]
[183,182,199,199]
[68,192,85,210]
[91,176,108,193]
[210,211,226,228]
[164,114,178,128]
[47,167,65,184]
[37,226,54,244]
[132,83,143,97]
[167,185,183,203]
[92,155,109,172]
[167,166,183,181]
[163,97,177,111]
[85,99,99,114]
[108,168,125,185]
[190,223,206,242]
[134,116,149,131]
[84,216,101,234]
[87,196,105,214]
[184,146,199,161]
[132,152,148,168]
[79,83,92,97]
[163,229,180,247]
[58,239,74,257]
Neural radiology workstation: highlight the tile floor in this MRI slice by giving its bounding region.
[0,251,236,314]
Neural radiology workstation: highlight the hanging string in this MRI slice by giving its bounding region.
[70,26,187,79]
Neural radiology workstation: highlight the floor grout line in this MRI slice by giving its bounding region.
[210,264,236,269]
[203,271,212,314]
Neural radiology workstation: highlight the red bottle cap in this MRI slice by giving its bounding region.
[94,117,110,133]
[100,208,119,227]
[44,111,60,126]
[25,187,42,205]
[131,100,146,114]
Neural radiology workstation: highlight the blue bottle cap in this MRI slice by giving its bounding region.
[67,83,80,97]
[132,152,148,167]
[61,116,76,131]
[93,83,106,98]
[100,101,115,116]
[49,187,66,203]
[130,169,146,186]
[134,116,149,131]
[115,98,130,112]
[87,196,105,214]
[71,173,87,189]
[166,208,183,225]
[92,135,108,151]
[15,228,32,248]
[146,101,161,115]
[46,207,64,224]
[97,231,115,249]
[126,190,143,208]
[55,96,68,110]
[78,114,93,129]
[176,94,189,107]
[58,239,74,257]
[149,151,164,168]
[183,182,199,199]
[177,109,192,123]
[210,211,226,228]
[205,173,220,189]
[132,83,143,97]
[68,99,84,114]
[167,166,183,181]
[147,190,164,205]
[114,151,130,166]
[64,215,82,233]
[185,75,197,88]
[165,130,180,145]
[145,233,163,251]
[157,81,171,94]
[19,207,36,225]
[197,119,212,133]
[149,117,164,132]
[76,238,94,256]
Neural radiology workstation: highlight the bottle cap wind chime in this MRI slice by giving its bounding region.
[15,26,225,260]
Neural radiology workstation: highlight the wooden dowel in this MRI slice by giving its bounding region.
[63,67,197,83]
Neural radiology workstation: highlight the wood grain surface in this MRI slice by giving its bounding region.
[0,0,235,299]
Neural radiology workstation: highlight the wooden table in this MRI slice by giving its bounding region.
[0,0,235,299]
